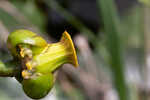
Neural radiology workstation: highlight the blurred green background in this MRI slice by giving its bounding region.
[0,0,149,100]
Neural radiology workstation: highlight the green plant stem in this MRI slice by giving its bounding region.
[0,60,19,77]
[97,0,128,100]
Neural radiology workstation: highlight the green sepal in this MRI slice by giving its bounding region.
[22,73,54,99]
[7,29,47,57]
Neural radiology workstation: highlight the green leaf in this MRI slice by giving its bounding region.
[97,0,128,100]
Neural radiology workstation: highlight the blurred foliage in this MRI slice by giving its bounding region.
[0,8,21,31]
[139,0,150,6]
[97,0,128,100]
[11,0,46,31]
